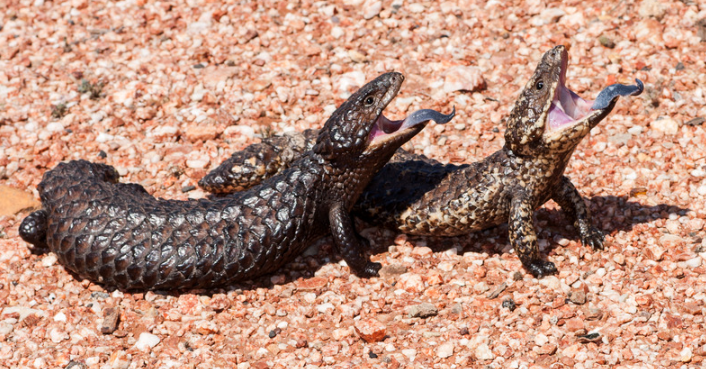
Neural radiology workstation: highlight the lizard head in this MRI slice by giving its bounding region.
[314,71,454,164]
[505,45,643,155]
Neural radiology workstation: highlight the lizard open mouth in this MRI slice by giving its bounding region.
[548,56,643,132]
[369,107,455,143]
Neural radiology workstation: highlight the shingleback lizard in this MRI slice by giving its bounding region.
[199,46,643,277]
[18,72,454,290]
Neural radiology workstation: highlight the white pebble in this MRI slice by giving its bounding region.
[334,71,366,97]
[530,8,566,26]
[698,186,706,196]
[0,323,14,335]
[443,66,485,93]
[436,342,454,358]
[408,3,425,13]
[225,125,255,138]
[438,261,454,272]
[691,169,705,177]
[539,276,561,290]
[303,292,317,304]
[535,333,549,346]
[24,121,38,132]
[475,343,495,360]
[33,358,46,369]
[186,159,209,169]
[152,126,178,137]
[96,132,114,143]
[53,312,67,322]
[191,86,208,102]
[685,257,702,268]
[86,357,100,366]
[41,253,57,267]
[331,27,344,39]
[651,117,679,135]
[134,332,161,351]
[680,347,692,362]
[316,303,334,313]
[49,328,68,343]
[362,0,382,19]
[46,122,64,132]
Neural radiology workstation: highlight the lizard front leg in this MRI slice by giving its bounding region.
[552,176,604,250]
[509,192,557,278]
[329,204,381,278]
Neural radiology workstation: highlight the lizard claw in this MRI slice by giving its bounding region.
[580,227,605,250]
[524,260,558,278]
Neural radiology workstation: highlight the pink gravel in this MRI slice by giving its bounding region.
[1,0,706,368]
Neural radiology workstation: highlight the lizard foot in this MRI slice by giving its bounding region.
[524,260,557,278]
[353,261,382,278]
[580,227,605,250]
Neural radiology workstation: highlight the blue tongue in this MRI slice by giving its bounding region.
[591,79,644,110]
[399,107,456,130]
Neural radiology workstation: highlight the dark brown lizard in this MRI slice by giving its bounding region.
[199,46,643,277]
[18,72,454,290]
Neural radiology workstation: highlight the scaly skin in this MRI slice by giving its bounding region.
[19,72,440,290]
[199,129,318,194]
[202,46,642,277]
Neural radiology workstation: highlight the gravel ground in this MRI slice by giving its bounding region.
[1,0,706,368]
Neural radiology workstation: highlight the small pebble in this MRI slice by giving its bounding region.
[362,0,382,19]
[502,298,517,311]
[569,291,587,305]
[355,319,386,343]
[65,361,87,369]
[406,303,438,318]
[100,307,120,334]
[379,264,408,276]
[91,292,110,300]
[598,35,615,48]
[651,117,679,135]
[134,332,160,351]
[685,117,705,126]
[475,343,495,360]
[443,66,486,93]
[436,342,454,358]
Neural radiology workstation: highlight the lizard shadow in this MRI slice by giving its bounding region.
[55,195,687,296]
[362,194,690,261]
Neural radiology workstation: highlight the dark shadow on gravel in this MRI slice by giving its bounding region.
[362,195,690,262]
[19,195,689,296]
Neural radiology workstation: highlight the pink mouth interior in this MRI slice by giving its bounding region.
[368,114,404,142]
[547,59,595,131]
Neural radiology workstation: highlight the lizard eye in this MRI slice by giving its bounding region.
[536,81,544,90]
[364,96,375,105]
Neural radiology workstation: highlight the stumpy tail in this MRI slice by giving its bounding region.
[19,209,49,253]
